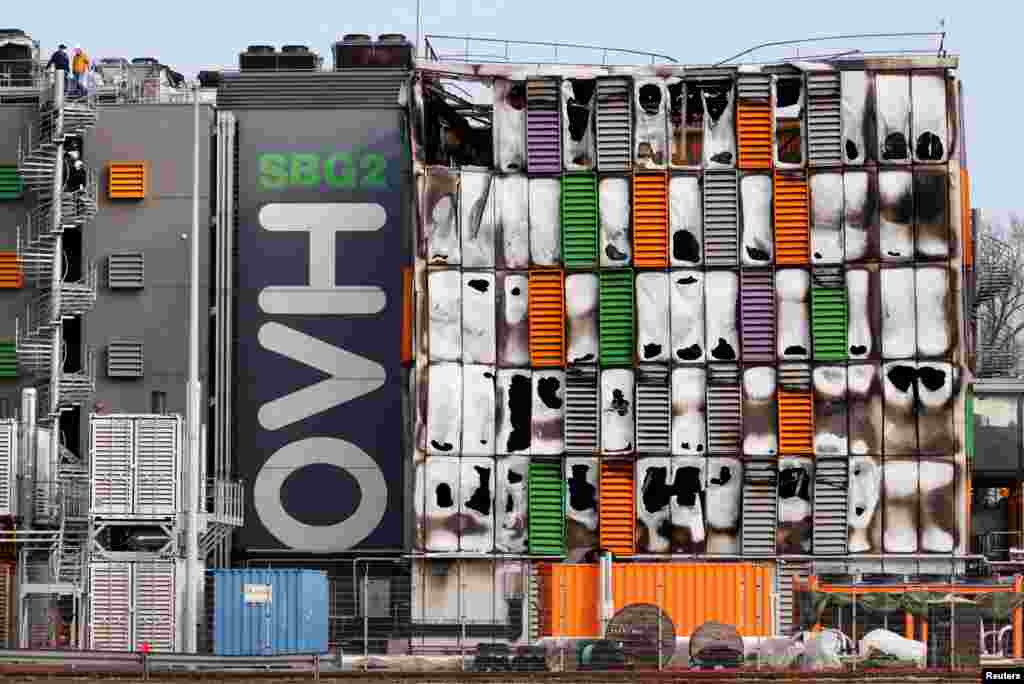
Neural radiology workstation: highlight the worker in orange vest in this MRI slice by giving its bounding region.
[71,45,90,96]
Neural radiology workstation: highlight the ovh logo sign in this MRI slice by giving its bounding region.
[252,202,389,552]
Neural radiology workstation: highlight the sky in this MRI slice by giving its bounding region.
[4,0,1015,209]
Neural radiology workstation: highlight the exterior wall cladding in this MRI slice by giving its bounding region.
[410,59,972,634]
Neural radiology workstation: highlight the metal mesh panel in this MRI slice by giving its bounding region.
[635,365,671,454]
[526,79,561,174]
[740,269,775,362]
[703,171,738,266]
[565,367,599,454]
[595,78,631,171]
[807,72,842,166]
[741,458,777,556]
[813,457,849,555]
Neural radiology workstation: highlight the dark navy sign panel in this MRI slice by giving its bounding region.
[234,109,408,552]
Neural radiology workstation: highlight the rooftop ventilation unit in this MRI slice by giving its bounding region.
[197,71,221,88]
[279,45,317,70]
[332,33,412,70]
[239,45,276,71]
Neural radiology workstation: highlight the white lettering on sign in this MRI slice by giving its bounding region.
[244,584,273,604]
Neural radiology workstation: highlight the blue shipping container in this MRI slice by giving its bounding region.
[213,569,329,656]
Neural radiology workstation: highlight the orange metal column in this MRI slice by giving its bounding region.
[904,612,914,640]
[1015,575,1023,658]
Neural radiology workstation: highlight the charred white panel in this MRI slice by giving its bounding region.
[495,369,532,455]
[494,79,526,172]
[601,368,635,454]
[670,175,702,266]
[706,456,742,554]
[425,456,460,552]
[743,367,778,457]
[810,172,844,264]
[670,456,707,553]
[917,362,957,454]
[462,365,496,457]
[848,454,882,553]
[495,455,529,553]
[848,363,883,456]
[565,273,599,364]
[460,457,495,552]
[777,456,813,554]
[671,269,705,364]
[423,170,460,265]
[883,458,918,553]
[428,363,462,455]
[813,365,848,456]
[414,460,426,549]
[428,269,462,362]
[914,172,949,259]
[529,177,561,266]
[532,370,565,455]
[497,273,529,367]
[841,70,870,165]
[883,361,918,454]
[776,269,810,360]
[919,458,956,553]
[462,272,496,365]
[497,174,530,269]
[881,267,916,359]
[459,561,499,623]
[846,266,881,360]
[599,176,631,266]
[704,270,739,362]
[843,171,878,262]
[879,170,913,261]
[703,83,736,168]
[916,266,953,358]
[565,456,599,560]
[911,73,949,163]
[636,456,672,553]
[875,74,911,163]
[562,79,596,171]
[741,174,773,265]
[460,169,496,268]
[634,78,668,168]
[672,367,706,456]
[637,272,670,363]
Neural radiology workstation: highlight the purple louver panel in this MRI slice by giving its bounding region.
[526,80,561,174]
[740,269,775,362]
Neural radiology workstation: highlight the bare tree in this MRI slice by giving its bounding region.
[975,211,1023,376]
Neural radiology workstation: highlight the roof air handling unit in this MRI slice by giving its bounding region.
[333,33,412,70]
[239,45,276,71]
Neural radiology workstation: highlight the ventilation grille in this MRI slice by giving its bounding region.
[811,282,847,361]
[778,390,814,454]
[741,458,777,556]
[707,382,742,453]
[632,173,669,267]
[528,271,565,367]
[777,561,812,635]
[807,73,842,166]
[703,171,739,266]
[0,252,23,289]
[599,459,635,555]
[773,172,810,264]
[737,101,773,170]
[595,78,632,171]
[561,174,599,269]
[737,73,772,100]
[528,459,565,555]
[526,80,561,174]
[708,363,740,384]
[107,253,145,290]
[0,341,16,379]
[107,340,144,378]
[107,162,147,200]
[0,164,23,200]
[813,457,848,555]
[0,423,13,514]
[741,269,775,362]
[565,367,599,454]
[778,363,812,391]
[635,366,671,453]
[89,563,132,651]
[599,269,635,366]
[133,562,176,651]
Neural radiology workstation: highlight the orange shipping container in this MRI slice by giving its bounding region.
[539,562,774,638]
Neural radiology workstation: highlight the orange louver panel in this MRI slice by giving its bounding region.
[778,390,814,454]
[599,459,635,555]
[400,266,413,364]
[0,251,24,289]
[773,172,810,264]
[961,168,973,268]
[737,100,773,169]
[107,161,147,199]
[528,270,565,367]
[632,173,668,267]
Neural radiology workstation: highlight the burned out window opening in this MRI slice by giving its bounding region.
[421,76,494,167]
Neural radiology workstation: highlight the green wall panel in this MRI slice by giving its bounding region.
[561,173,598,269]
[528,459,564,555]
[811,287,847,361]
[599,269,635,366]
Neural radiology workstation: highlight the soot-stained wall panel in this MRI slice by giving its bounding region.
[848,363,883,456]
[495,455,529,553]
[777,456,813,554]
[562,79,596,171]
[671,456,707,553]
[428,269,462,362]
[636,456,672,553]
[846,265,881,361]
[704,270,739,362]
[810,172,844,264]
[813,365,848,457]
[421,168,460,265]
[671,269,705,364]
[494,79,526,173]
[462,272,496,365]
[634,78,668,169]
[497,272,530,367]
[497,174,530,269]
[848,454,883,553]
[915,265,954,358]
[702,82,736,168]
[529,177,561,266]
[565,456,599,560]
[428,363,462,455]
[841,70,871,165]
[743,367,778,457]
[883,457,918,553]
[880,267,917,359]
[462,364,496,457]
[496,369,532,455]
[914,171,949,259]
[883,361,918,455]
[706,456,743,553]
[741,174,773,266]
[670,175,702,266]
[875,73,911,164]
[878,170,914,262]
[599,176,632,267]
[565,273,599,364]
[843,170,879,263]
[776,269,811,361]
[460,457,496,552]
[672,367,707,456]
[460,168,496,268]
[911,72,949,164]
[667,78,688,168]
[637,272,670,363]
[919,457,957,553]
[917,361,957,455]
[532,370,565,455]
[424,456,460,551]
[601,368,635,454]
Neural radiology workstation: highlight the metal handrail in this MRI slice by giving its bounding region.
[0,649,321,679]
[423,34,677,65]
[714,31,946,66]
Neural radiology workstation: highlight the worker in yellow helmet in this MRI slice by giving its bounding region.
[71,45,90,96]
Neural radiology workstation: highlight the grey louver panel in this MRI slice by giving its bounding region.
[742,457,777,556]
[741,269,775,362]
[778,363,811,391]
[807,72,841,166]
[595,78,632,171]
[526,79,561,174]
[134,418,178,515]
[565,367,599,454]
[706,364,741,453]
[703,171,738,265]
[107,340,144,378]
[217,70,409,109]
[737,73,772,100]
[811,265,844,288]
[777,561,812,635]
[813,457,848,555]
[0,422,13,515]
[635,365,670,454]
[107,253,145,289]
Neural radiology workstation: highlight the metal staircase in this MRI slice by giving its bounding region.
[55,518,89,585]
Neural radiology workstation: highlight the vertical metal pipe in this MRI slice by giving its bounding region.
[362,568,369,666]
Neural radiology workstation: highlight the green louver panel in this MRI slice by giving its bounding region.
[528,459,564,555]
[599,269,635,366]
[965,391,974,463]
[811,287,847,360]
[0,341,17,378]
[0,165,23,200]
[561,173,598,269]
